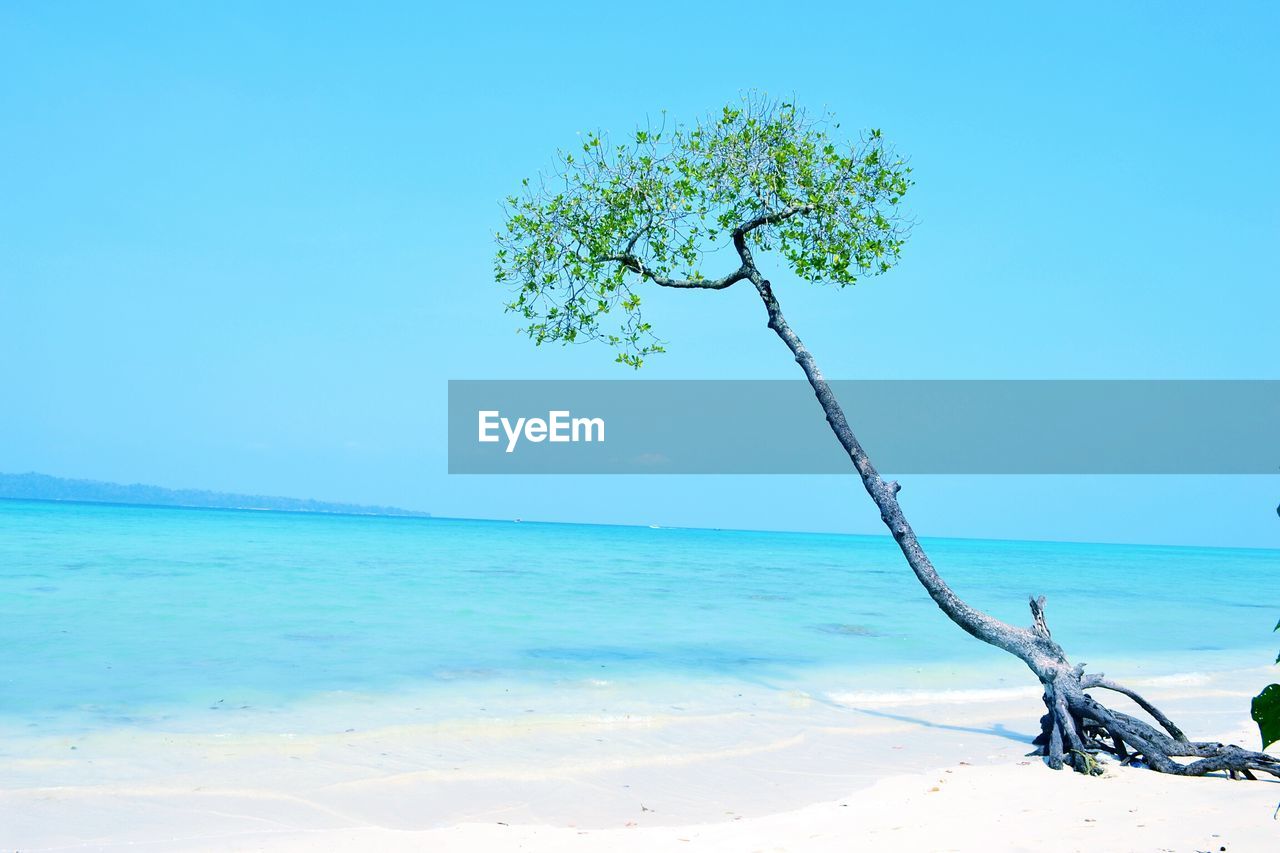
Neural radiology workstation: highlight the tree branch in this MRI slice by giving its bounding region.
[603,254,748,290]
[1081,677,1189,742]
[733,203,816,237]
[603,205,814,291]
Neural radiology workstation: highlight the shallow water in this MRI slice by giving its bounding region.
[1,499,1276,736]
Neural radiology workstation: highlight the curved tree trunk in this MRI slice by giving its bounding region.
[748,272,1279,779]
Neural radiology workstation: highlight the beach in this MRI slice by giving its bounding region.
[7,2,1277,847]
[2,501,1277,850]
[3,666,1276,850]
[291,761,1279,853]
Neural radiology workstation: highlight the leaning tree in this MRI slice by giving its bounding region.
[494,93,1279,779]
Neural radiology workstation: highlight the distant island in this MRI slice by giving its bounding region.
[0,472,431,518]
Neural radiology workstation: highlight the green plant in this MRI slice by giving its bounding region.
[1251,619,1280,750]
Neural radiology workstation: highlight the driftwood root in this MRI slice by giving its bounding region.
[1025,598,1278,780]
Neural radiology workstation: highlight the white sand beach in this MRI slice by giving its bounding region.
[256,762,1280,853]
[3,666,1276,852]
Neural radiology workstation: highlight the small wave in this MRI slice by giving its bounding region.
[828,685,1042,708]
[828,668,1236,708]
[1126,672,1213,687]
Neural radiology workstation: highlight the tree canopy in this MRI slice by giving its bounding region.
[494,93,913,367]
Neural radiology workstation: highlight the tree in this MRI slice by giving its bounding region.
[494,93,1279,779]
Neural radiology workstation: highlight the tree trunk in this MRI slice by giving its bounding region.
[750,274,1279,779]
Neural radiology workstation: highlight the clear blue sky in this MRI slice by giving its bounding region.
[2,2,1276,547]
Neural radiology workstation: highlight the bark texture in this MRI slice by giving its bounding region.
[633,221,1280,779]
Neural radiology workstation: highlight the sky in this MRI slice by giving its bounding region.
[1,1,1276,547]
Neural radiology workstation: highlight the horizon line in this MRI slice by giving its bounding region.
[4,494,1276,555]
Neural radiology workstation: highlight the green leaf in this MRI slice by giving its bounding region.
[1251,683,1280,749]
[493,92,912,367]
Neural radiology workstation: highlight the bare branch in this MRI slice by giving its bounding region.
[733,203,816,237]
[602,254,748,290]
[1082,677,1189,742]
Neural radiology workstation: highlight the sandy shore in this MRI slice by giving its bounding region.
[3,666,1276,851]
[248,761,1280,853]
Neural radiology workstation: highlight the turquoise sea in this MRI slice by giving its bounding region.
[2,499,1277,737]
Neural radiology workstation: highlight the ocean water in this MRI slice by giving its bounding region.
[1,498,1276,737]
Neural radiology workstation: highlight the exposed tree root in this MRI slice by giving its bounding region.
[1024,597,1280,779]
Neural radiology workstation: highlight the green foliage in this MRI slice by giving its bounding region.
[1254,684,1280,750]
[494,92,912,367]
[1253,619,1280,750]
